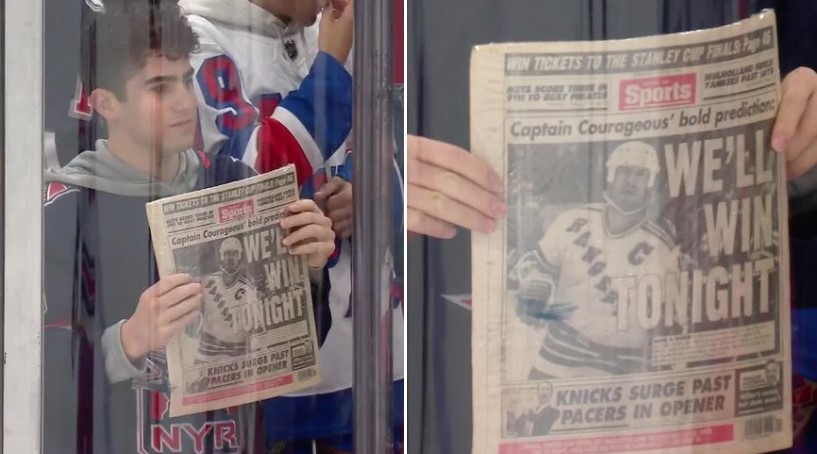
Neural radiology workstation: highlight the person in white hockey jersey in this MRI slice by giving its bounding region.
[515,141,682,379]
[176,0,405,452]
[192,237,259,364]
[178,0,355,189]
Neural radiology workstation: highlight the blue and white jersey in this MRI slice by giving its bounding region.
[526,204,680,377]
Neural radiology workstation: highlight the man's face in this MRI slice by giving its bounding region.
[221,249,243,274]
[608,165,650,212]
[291,0,327,25]
[255,0,330,26]
[113,54,197,157]
[537,384,553,405]
[766,363,780,384]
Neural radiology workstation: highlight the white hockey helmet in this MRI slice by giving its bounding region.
[606,141,660,187]
[219,237,243,257]
[85,0,106,12]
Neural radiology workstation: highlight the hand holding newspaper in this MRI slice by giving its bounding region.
[471,12,791,454]
[146,165,321,417]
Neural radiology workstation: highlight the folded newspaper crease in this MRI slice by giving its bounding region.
[147,165,321,417]
[471,12,792,454]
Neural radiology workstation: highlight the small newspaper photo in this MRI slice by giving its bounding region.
[146,165,321,417]
[471,11,791,454]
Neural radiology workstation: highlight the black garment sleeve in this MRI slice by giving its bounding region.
[43,189,85,454]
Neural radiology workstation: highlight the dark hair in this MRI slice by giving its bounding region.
[80,0,199,99]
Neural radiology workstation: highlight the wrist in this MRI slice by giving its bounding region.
[308,250,330,270]
[120,319,146,362]
[308,267,324,282]
[319,48,346,66]
[308,259,327,271]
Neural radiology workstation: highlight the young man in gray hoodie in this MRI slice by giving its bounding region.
[42,1,337,452]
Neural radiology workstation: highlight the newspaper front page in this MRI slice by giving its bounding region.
[146,165,321,417]
[471,12,791,454]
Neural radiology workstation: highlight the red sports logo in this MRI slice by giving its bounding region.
[619,73,696,110]
[218,200,255,222]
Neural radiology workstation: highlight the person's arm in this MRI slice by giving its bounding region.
[315,149,404,242]
[514,212,571,326]
[101,321,149,383]
[280,199,337,270]
[118,274,203,367]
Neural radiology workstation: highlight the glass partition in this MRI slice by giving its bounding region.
[3,0,404,452]
[0,0,5,444]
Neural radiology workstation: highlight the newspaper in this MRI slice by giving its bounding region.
[470,11,791,454]
[146,165,321,417]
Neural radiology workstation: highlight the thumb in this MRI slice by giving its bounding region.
[339,0,354,19]
[314,181,335,208]
[319,5,335,29]
[330,0,349,10]
[314,188,329,210]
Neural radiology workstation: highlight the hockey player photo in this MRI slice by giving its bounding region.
[511,140,681,380]
[186,237,260,365]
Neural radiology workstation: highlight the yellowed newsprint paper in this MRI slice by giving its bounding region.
[471,12,791,454]
[146,165,320,417]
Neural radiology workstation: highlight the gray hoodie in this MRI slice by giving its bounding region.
[45,140,201,383]
[45,139,200,198]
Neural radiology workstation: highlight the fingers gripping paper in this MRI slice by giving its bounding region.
[470,12,792,454]
[146,165,321,417]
